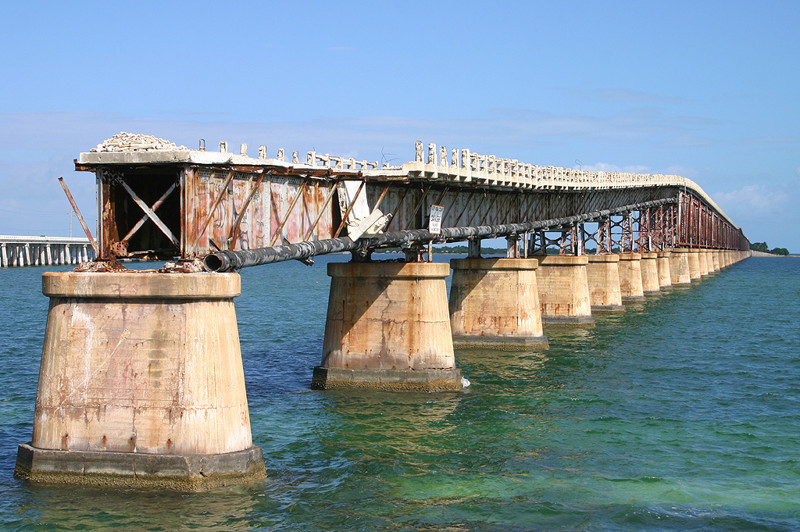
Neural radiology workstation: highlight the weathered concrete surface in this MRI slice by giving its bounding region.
[315,261,462,391]
[15,271,265,491]
[640,252,661,296]
[449,258,547,350]
[586,254,624,312]
[618,253,646,302]
[656,251,673,291]
[699,250,710,276]
[711,251,721,273]
[669,248,692,285]
[535,255,594,325]
[687,249,702,282]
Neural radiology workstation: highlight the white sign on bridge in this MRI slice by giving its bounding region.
[429,204,444,235]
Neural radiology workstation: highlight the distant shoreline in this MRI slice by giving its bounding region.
[750,250,799,258]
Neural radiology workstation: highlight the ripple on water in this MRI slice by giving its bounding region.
[0,256,799,529]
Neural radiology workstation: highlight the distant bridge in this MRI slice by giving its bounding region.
[0,235,95,268]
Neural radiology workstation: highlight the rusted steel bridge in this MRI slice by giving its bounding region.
[15,133,750,492]
[73,136,748,270]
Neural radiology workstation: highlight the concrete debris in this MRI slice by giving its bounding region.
[91,132,188,153]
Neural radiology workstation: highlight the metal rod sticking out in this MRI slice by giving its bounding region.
[58,177,99,256]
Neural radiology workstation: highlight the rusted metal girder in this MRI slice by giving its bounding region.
[204,198,677,272]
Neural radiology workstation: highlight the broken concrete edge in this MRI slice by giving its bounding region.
[452,335,549,351]
[311,367,463,392]
[14,443,266,493]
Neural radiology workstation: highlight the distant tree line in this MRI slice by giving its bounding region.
[750,242,789,256]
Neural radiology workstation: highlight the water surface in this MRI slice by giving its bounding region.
[0,256,798,530]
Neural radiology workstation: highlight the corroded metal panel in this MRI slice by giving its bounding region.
[180,170,336,257]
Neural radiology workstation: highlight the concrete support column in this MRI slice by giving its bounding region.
[687,249,702,282]
[640,252,661,296]
[1,243,6,267]
[711,251,721,273]
[586,254,624,312]
[618,253,646,302]
[24,243,31,266]
[15,272,265,491]
[535,255,594,325]
[313,261,462,391]
[656,251,673,291]
[449,258,547,350]
[669,248,692,285]
[698,250,710,276]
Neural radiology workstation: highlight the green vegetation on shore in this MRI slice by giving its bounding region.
[750,242,789,256]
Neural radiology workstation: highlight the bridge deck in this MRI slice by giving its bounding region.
[73,135,747,267]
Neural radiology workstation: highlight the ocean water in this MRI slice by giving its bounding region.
[0,255,798,530]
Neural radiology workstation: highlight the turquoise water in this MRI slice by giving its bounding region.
[0,256,798,530]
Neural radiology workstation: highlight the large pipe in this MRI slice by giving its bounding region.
[204,198,676,272]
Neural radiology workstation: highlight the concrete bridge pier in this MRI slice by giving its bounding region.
[535,255,594,326]
[618,253,646,302]
[669,248,692,286]
[656,251,673,291]
[586,254,625,312]
[640,252,661,296]
[14,272,266,491]
[711,251,721,273]
[313,261,462,391]
[687,249,703,282]
[448,258,548,350]
[699,250,711,277]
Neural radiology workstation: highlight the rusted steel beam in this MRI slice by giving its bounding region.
[332,179,365,239]
[58,177,99,256]
[229,172,266,249]
[270,177,311,246]
[372,183,392,212]
[383,185,413,232]
[303,180,340,241]
[192,170,235,249]
[205,197,677,271]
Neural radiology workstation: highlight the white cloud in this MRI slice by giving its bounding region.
[713,184,789,213]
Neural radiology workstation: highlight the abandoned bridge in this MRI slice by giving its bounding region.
[15,133,750,491]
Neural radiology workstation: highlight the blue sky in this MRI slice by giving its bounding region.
[1,1,798,250]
